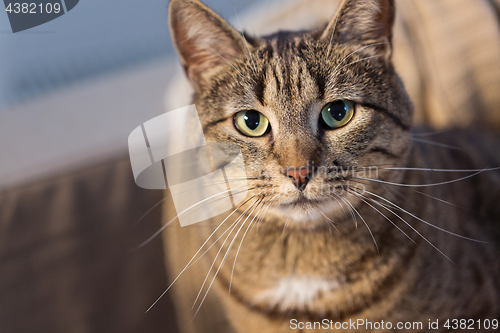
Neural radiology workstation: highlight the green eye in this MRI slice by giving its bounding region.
[234,110,270,137]
[320,100,354,129]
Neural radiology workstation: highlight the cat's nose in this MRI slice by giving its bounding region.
[286,167,313,190]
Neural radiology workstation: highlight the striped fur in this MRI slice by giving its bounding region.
[164,0,500,332]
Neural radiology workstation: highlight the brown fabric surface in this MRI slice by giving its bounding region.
[394,0,500,129]
[0,157,178,333]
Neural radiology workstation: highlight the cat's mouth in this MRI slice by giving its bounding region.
[281,195,326,207]
[263,189,355,226]
[268,197,344,226]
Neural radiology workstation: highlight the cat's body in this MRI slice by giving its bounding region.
[163,0,500,332]
[164,129,500,333]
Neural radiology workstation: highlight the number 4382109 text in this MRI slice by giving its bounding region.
[6,3,61,14]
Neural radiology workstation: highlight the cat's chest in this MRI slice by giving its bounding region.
[252,275,343,310]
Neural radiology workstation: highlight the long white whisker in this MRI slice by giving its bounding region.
[333,54,383,75]
[332,42,390,75]
[349,178,476,214]
[144,196,255,313]
[319,209,340,234]
[414,190,473,212]
[326,11,340,59]
[335,193,358,228]
[256,200,273,232]
[363,190,487,243]
[228,198,265,295]
[350,189,415,243]
[206,45,244,77]
[192,199,260,318]
[410,137,461,150]
[136,186,248,249]
[354,168,489,188]
[380,167,500,173]
[352,189,455,264]
[229,0,257,73]
[134,178,255,225]
[343,192,380,253]
[190,200,257,311]
[411,130,447,137]
[183,197,262,272]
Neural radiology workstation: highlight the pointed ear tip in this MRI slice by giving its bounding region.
[169,0,201,13]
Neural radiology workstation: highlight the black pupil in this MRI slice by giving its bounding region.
[244,110,260,130]
[328,102,347,121]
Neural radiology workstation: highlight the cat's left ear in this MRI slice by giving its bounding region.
[169,0,249,89]
[320,0,395,63]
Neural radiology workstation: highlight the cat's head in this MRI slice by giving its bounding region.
[169,0,413,229]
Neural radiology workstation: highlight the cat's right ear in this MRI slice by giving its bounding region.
[169,0,248,89]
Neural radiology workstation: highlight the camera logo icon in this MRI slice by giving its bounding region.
[128,105,248,227]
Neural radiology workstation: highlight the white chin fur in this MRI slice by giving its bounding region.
[267,199,345,225]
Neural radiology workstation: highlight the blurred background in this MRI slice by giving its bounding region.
[0,1,262,332]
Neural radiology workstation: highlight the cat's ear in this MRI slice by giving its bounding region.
[169,0,248,88]
[320,0,395,62]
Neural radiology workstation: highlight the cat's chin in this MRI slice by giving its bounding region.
[266,197,348,228]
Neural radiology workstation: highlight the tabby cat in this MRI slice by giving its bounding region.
[162,0,500,332]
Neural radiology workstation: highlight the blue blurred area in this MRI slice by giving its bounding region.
[0,0,256,110]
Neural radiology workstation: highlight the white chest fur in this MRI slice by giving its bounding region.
[254,276,341,310]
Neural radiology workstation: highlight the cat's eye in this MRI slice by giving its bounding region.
[234,110,270,137]
[320,100,354,129]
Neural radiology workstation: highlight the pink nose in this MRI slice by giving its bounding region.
[286,167,313,189]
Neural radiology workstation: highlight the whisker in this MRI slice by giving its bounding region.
[380,167,500,173]
[135,185,251,249]
[190,199,258,312]
[229,0,257,73]
[183,200,259,272]
[206,45,244,77]
[410,137,461,150]
[351,188,455,264]
[135,197,168,225]
[349,178,479,214]
[144,195,256,313]
[248,198,271,235]
[281,215,291,239]
[336,193,358,228]
[178,186,256,223]
[319,209,340,234]
[411,130,447,137]
[414,190,476,213]
[228,197,265,295]
[341,191,383,253]
[363,189,487,243]
[353,168,490,188]
[333,54,383,75]
[256,199,274,232]
[134,176,258,225]
[192,199,261,318]
[350,188,415,243]
[325,11,340,59]
[332,42,390,75]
